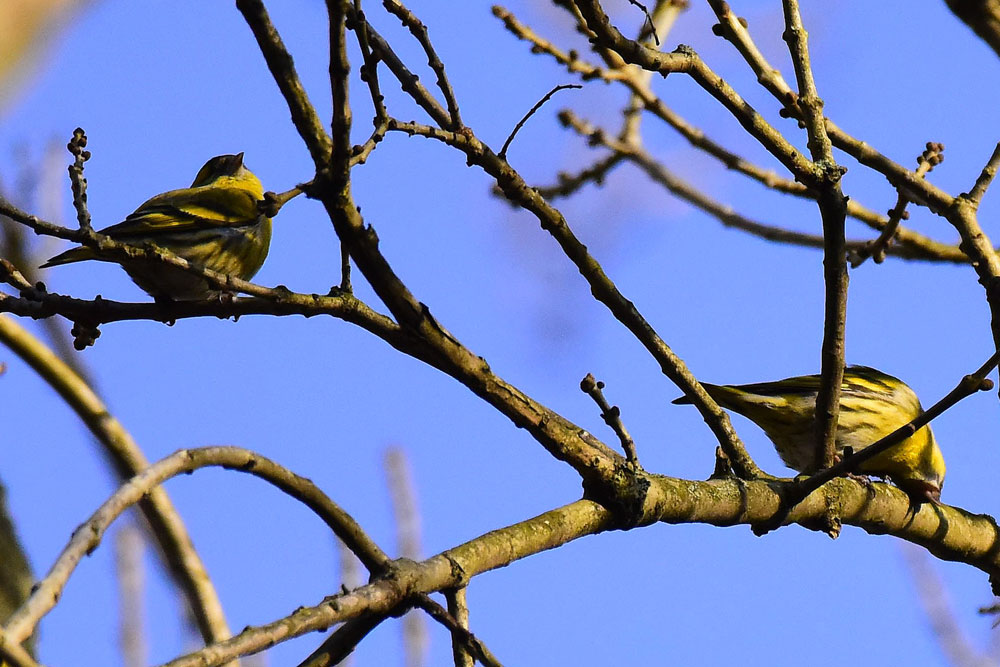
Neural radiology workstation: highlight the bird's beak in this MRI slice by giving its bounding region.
[235,152,245,166]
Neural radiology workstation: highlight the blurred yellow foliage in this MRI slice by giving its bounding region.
[0,0,88,109]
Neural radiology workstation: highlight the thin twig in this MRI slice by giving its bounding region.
[901,544,988,667]
[968,141,1000,209]
[851,143,943,267]
[382,0,463,129]
[950,204,1000,353]
[572,1,815,181]
[580,374,639,466]
[704,0,954,213]
[444,589,473,667]
[353,0,388,120]
[328,0,353,180]
[2,154,93,383]
[417,593,503,667]
[530,153,625,201]
[352,14,452,127]
[326,0,363,317]
[499,5,964,259]
[66,128,92,232]
[626,0,660,46]
[340,242,352,292]
[350,117,390,166]
[492,5,628,84]
[498,84,582,160]
[555,111,968,263]
[350,2,391,166]
[260,183,308,218]
[297,615,389,667]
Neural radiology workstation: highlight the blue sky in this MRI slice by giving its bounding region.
[3,1,1000,665]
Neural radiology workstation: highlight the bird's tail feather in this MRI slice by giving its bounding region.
[39,246,98,269]
[671,383,722,405]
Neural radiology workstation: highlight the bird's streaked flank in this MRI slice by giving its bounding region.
[674,366,945,503]
[42,153,271,301]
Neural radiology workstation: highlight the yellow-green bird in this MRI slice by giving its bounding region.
[673,366,945,503]
[42,153,271,301]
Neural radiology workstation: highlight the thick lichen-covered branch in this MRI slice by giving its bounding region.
[163,471,1000,667]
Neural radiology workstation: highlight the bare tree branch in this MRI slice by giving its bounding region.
[3,446,389,647]
[499,83,582,160]
[902,544,992,667]
[161,471,1000,667]
[851,144,943,267]
[235,0,333,166]
[386,117,761,480]
[445,588,473,667]
[498,4,967,262]
[781,0,848,471]
[968,142,1000,208]
[703,0,1000,351]
[297,614,389,667]
[945,0,1000,58]
[382,0,463,129]
[384,447,427,667]
[556,111,968,263]
[418,593,502,667]
[0,627,40,667]
[581,374,639,466]
[115,522,147,667]
[0,315,233,648]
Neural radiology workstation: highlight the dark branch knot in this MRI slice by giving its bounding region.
[816,159,846,185]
